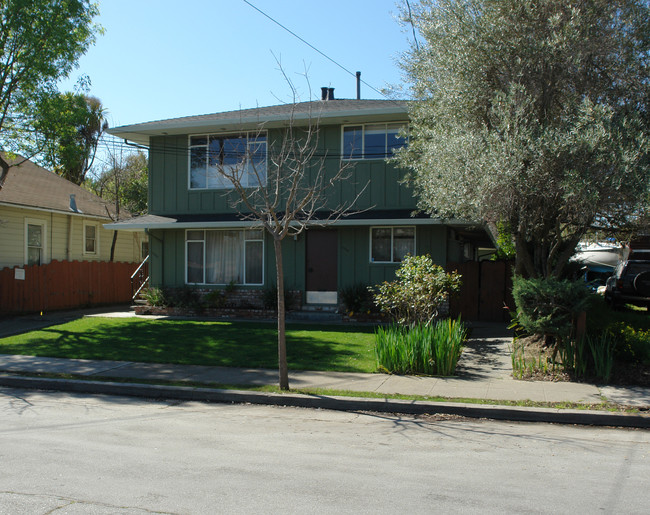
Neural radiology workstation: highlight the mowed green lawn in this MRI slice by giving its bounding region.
[0,317,378,373]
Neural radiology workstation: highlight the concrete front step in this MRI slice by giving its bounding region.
[300,304,338,313]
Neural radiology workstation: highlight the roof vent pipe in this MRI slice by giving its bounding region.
[356,71,361,100]
[328,87,334,100]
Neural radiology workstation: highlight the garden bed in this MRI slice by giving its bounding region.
[512,334,650,386]
[134,305,279,319]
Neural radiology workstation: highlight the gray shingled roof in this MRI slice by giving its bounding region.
[108,99,410,145]
[0,154,118,219]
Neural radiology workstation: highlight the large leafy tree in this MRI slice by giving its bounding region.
[34,92,108,184]
[398,0,649,278]
[0,0,99,185]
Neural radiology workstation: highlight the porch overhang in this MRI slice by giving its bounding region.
[105,211,490,235]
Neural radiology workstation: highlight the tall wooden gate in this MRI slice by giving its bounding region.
[447,261,514,322]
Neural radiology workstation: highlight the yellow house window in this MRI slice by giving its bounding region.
[84,223,98,255]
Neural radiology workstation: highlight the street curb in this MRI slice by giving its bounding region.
[0,374,648,428]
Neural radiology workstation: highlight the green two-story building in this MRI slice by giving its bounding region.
[108,93,492,309]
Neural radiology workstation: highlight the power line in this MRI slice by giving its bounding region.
[241,0,388,100]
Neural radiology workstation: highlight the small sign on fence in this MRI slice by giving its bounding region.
[14,268,25,280]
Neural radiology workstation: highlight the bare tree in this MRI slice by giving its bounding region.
[90,144,148,262]
[211,102,360,390]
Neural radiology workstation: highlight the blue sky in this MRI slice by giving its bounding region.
[60,0,412,135]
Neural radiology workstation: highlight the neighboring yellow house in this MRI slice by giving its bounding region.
[0,154,146,269]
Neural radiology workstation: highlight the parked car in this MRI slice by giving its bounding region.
[605,259,650,309]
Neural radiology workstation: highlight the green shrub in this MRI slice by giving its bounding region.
[140,287,168,307]
[339,283,374,314]
[585,297,649,364]
[512,276,590,341]
[511,294,648,383]
[203,290,226,309]
[165,287,202,309]
[375,317,467,376]
[608,323,650,364]
[262,284,295,311]
[372,254,462,325]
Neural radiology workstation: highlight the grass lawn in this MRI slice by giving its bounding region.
[0,317,378,373]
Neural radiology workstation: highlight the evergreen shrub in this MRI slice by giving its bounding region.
[372,254,461,325]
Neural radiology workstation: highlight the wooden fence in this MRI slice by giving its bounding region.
[447,260,514,322]
[0,260,138,315]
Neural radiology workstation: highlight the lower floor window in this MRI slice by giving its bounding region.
[26,221,45,266]
[370,226,415,263]
[84,223,98,254]
[186,229,263,285]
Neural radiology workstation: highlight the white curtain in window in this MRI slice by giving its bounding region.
[205,231,244,284]
[393,227,415,262]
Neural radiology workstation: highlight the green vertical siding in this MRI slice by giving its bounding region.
[150,228,309,291]
[148,229,164,287]
[337,224,448,290]
[149,124,416,217]
[262,233,305,291]
[150,224,448,292]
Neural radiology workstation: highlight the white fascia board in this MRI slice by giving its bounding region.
[328,218,445,227]
[108,106,408,146]
[104,217,482,231]
[103,220,260,231]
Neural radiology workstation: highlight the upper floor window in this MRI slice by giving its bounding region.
[342,123,407,160]
[189,132,267,190]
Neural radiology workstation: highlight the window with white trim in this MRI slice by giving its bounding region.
[342,123,407,160]
[189,132,267,189]
[83,222,98,255]
[25,219,46,266]
[186,229,264,285]
[370,227,415,263]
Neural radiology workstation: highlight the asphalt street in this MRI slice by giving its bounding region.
[0,387,648,514]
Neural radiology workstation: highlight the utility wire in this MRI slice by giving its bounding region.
[241,0,389,100]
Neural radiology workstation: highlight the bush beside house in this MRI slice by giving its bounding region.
[511,276,650,385]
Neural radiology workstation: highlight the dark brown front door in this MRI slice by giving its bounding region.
[305,229,338,292]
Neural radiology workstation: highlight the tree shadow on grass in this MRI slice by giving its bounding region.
[0,318,377,373]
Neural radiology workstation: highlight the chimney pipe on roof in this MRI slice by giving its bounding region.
[356,71,361,100]
[321,87,335,101]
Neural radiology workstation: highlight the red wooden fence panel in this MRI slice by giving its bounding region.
[0,260,138,315]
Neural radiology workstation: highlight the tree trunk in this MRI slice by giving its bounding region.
[274,238,289,390]
[515,232,536,278]
[109,230,118,262]
[0,156,9,189]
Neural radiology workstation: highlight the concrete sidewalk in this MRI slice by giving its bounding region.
[0,307,649,427]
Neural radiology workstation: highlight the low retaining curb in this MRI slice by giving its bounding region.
[0,374,648,429]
